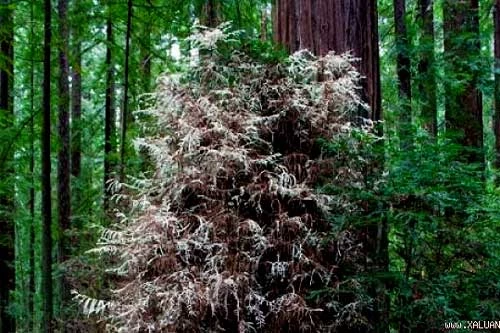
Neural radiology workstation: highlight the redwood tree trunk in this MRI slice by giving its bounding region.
[418,0,437,135]
[41,0,54,330]
[0,1,15,331]
[443,0,482,157]
[274,0,381,121]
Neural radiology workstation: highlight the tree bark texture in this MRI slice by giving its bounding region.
[0,1,15,331]
[273,0,381,121]
[417,0,437,135]
[443,0,482,154]
[42,0,54,330]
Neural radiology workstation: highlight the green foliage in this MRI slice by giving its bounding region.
[321,124,500,331]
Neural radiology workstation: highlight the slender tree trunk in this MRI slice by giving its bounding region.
[272,0,279,44]
[203,0,218,27]
[494,0,500,167]
[71,42,82,186]
[261,5,268,41]
[28,1,36,330]
[41,0,54,330]
[57,0,71,326]
[418,0,437,136]
[443,0,482,158]
[0,1,15,332]
[70,44,82,226]
[235,0,242,30]
[104,6,115,211]
[394,0,412,146]
[120,0,132,182]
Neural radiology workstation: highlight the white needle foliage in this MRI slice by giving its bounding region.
[75,24,379,332]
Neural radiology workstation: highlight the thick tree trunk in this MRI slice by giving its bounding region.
[418,0,437,136]
[57,0,71,326]
[104,7,115,212]
[120,0,132,182]
[443,0,482,157]
[0,1,15,332]
[42,0,54,330]
[394,0,412,146]
[274,0,381,121]
[495,0,500,167]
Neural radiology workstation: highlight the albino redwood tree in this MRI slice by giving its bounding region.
[75,26,380,333]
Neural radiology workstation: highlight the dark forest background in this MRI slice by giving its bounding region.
[0,0,499,332]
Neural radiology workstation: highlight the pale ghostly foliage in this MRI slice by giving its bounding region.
[74,24,378,332]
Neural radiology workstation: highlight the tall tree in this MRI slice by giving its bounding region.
[104,2,115,211]
[273,0,381,121]
[417,0,437,135]
[443,0,482,155]
[0,0,15,331]
[41,0,54,330]
[495,0,500,167]
[71,34,82,194]
[57,0,71,324]
[28,1,36,330]
[394,0,412,145]
[120,0,132,182]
